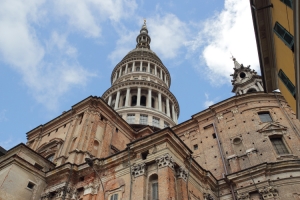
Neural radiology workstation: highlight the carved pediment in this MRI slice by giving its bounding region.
[257,122,287,133]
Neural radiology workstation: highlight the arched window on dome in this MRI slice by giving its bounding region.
[131,95,137,106]
[142,67,146,72]
[136,67,140,71]
[122,97,126,107]
[151,98,155,109]
[140,96,146,106]
[111,100,116,108]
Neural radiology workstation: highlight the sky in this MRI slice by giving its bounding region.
[0,0,260,150]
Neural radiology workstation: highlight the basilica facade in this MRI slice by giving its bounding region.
[1,22,300,200]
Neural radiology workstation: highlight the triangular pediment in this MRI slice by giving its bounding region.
[257,122,287,133]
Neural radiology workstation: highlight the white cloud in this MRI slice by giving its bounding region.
[54,0,137,38]
[204,93,214,108]
[147,13,188,59]
[188,0,259,85]
[0,0,94,110]
[0,110,8,122]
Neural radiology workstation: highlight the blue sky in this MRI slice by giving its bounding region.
[0,0,259,150]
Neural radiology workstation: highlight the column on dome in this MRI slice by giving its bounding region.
[155,65,157,76]
[125,88,130,107]
[137,87,141,106]
[125,63,128,74]
[164,74,167,84]
[114,91,120,109]
[172,104,176,122]
[160,69,163,79]
[257,82,263,91]
[166,98,170,117]
[140,61,143,71]
[147,89,152,108]
[133,62,136,71]
[148,62,150,73]
[108,95,112,106]
[238,90,243,95]
[158,93,162,112]
[118,68,122,78]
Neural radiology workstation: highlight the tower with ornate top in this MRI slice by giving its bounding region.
[102,21,180,130]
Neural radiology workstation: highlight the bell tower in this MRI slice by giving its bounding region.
[102,21,180,130]
[231,57,264,95]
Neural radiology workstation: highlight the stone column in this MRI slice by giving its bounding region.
[238,90,243,95]
[140,61,143,71]
[137,87,141,106]
[147,62,150,73]
[133,62,136,71]
[257,81,264,91]
[131,163,146,199]
[125,88,130,107]
[172,104,176,122]
[155,65,157,76]
[164,74,167,83]
[147,89,152,108]
[108,95,112,106]
[114,91,120,109]
[166,98,170,117]
[160,69,163,79]
[176,167,188,200]
[158,93,162,112]
[125,63,128,74]
[118,68,122,78]
[156,154,176,200]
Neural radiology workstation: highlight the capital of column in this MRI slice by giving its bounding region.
[176,166,188,181]
[156,153,174,170]
[131,162,146,177]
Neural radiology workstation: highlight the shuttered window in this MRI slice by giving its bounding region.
[274,22,294,50]
[278,69,296,99]
[280,0,293,8]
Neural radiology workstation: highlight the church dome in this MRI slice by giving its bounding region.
[102,21,180,130]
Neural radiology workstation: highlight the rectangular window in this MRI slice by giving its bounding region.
[278,69,296,98]
[280,0,293,8]
[127,114,135,124]
[140,115,148,125]
[193,144,198,150]
[164,122,170,128]
[152,117,160,128]
[110,194,118,200]
[258,112,273,123]
[152,182,158,200]
[27,181,35,189]
[270,137,289,154]
[273,22,294,50]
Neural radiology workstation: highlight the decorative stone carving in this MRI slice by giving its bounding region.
[41,186,74,200]
[259,186,278,199]
[156,153,174,169]
[231,108,239,114]
[131,162,146,177]
[177,166,188,181]
[237,192,250,200]
[203,193,215,200]
[217,114,223,120]
[84,182,99,195]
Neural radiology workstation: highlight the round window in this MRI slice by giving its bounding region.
[239,72,246,79]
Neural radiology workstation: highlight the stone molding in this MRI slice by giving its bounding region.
[259,186,278,199]
[41,186,77,200]
[177,166,188,181]
[131,162,146,177]
[156,153,174,170]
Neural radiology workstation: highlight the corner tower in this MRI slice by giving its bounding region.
[231,57,264,95]
[102,21,180,130]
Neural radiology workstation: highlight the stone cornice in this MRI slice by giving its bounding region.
[102,80,180,116]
